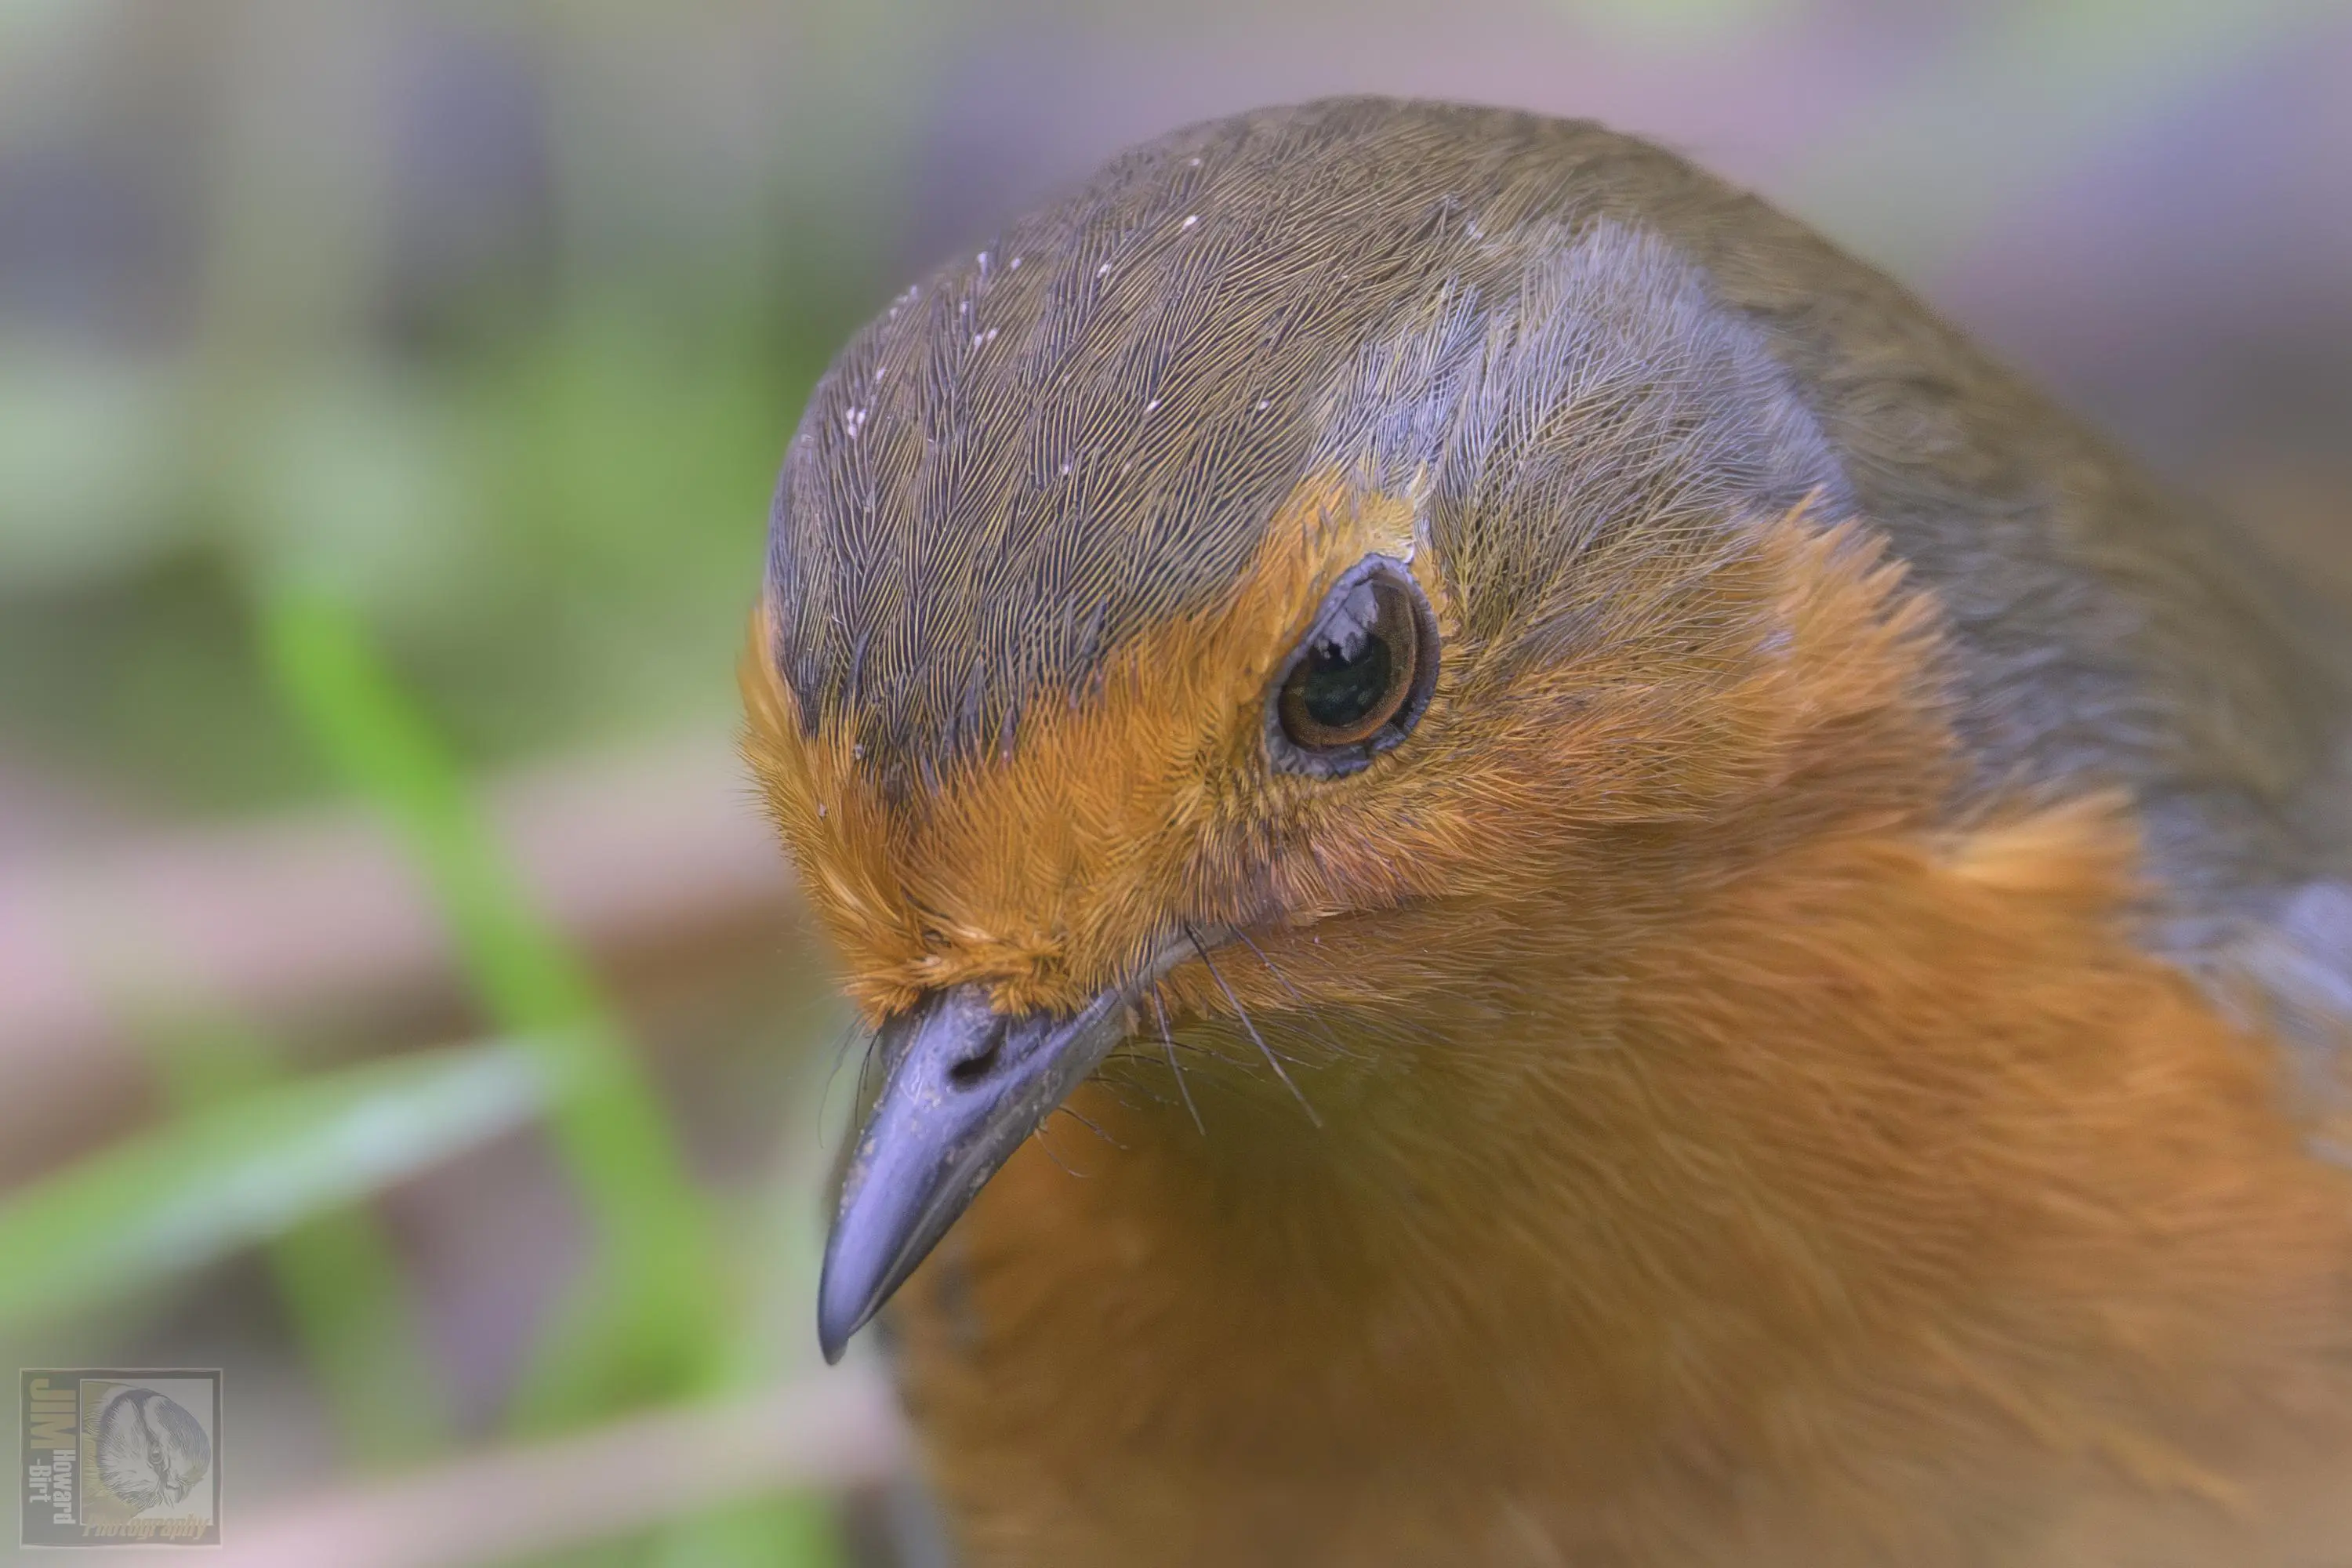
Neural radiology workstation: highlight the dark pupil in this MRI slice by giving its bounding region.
[1299,630,1392,730]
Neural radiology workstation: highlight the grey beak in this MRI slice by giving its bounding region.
[816,978,1139,1363]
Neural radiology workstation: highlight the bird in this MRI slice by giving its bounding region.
[742,97,2352,1566]
[89,1384,210,1519]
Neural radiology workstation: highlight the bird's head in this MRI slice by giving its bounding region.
[745,101,1962,1362]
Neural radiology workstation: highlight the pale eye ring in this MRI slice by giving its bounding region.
[1264,554,1438,777]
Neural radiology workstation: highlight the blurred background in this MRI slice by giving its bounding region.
[2,0,2347,1563]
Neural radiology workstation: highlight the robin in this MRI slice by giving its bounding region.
[743,98,2352,1566]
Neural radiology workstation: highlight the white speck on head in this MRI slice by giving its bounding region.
[1254,398,1271,412]
[1097,263,1112,277]
[1181,214,1198,229]
[816,802,828,818]
[985,327,998,342]
[958,299,970,314]
[1009,256,1022,269]
[1145,398,1160,412]
[1188,157,1201,167]
[972,333,985,347]
[1060,462,1072,476]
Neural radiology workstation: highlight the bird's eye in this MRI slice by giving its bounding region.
[1265,554,1438,776]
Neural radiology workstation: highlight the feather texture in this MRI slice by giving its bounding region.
[749,98,2352,1564]
[770,98,2347,1024]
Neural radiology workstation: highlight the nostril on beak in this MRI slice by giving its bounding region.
[947,1032,1004,1087]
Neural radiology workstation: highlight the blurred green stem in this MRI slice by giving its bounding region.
[260,583,846,1563]
[260,583,724,1425]
[0,1040,554,1334]
[147,1016,448,1469]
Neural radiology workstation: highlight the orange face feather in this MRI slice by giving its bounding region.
[746,471,1946,1018]
[746,481,2352,1563]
